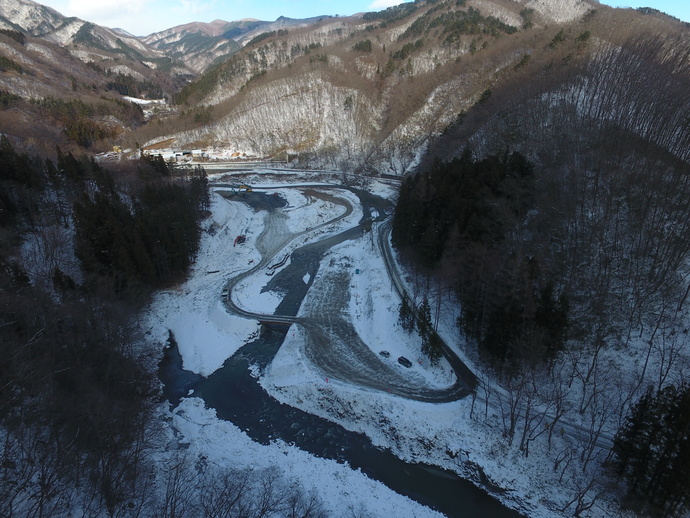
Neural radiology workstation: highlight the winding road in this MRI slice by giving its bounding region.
[213,181,475,402]
[213,178,616,452]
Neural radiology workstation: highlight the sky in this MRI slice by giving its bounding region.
[36,0,690,37]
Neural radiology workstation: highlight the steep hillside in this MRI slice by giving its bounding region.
[386,8,690,516]
[0,0,64,36]
[142,20,243,74]
[0,28,156,155]
[0,0,351,157]
[2,0,687,175]
[143,16,334,74]
[423,16,689,165]
[0,0,191,155]
[2,0,687,172]
[137,0,688,177]
[0,0,191,77]
[137,0,600,170]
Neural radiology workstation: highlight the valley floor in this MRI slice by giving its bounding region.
[142,169,634,518]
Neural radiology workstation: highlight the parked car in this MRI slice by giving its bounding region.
[379,350,390,358]
[397,356,412,368]
[221,288,229,301]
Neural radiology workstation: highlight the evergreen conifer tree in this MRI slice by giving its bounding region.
[613,383,690,517]
[398,296,414,332]
[417,297,432,338]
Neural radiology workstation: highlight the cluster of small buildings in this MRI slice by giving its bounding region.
[95,146,262,165]
[142,148,259,163]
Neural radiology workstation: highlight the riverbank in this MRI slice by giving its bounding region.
[143,170,630,518]
[144,177,452,516]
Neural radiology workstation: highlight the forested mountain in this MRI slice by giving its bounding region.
[0,137,209,515]
[142,16,336,73]
[2,0,688,172]
[381,5,690,517]
[1,0,690,516]
[0,0,187,155]
[130,0,689,175]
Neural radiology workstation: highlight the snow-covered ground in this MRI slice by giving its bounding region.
[144,175,452,517]
[142,170,637,518]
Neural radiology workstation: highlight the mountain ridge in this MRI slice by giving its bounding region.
[1,0,688,172]
[1,2,690,518]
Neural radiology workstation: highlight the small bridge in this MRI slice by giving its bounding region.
[259,320,294,327]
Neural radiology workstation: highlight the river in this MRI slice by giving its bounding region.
[160,325,524,518]
[158,188,525,518]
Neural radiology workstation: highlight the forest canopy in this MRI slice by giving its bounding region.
[392,150,568,368]
[0,137,208,514]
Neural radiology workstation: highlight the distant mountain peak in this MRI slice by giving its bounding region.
[0,0,69,36]
[112,27,136,38]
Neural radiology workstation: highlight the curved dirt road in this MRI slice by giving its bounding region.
[217,183,474,402]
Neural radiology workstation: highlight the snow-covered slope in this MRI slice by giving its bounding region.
[142,20,243,74]
[522,0,592,24]
[0,0,189,76]
[0,0,65,36]
[138,0,614,173]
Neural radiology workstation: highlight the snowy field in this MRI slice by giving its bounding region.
[144,174,452,517]
[142,170,638,518]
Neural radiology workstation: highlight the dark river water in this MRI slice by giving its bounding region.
[158,188,525,518]
[159,327,525,518]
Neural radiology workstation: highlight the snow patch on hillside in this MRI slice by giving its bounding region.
[0,0,64,35]
[124,96,165,106]
[118,34,163,56]
[44,19,86,46]
[0,41,34,65]
[25,42,59,62]
[471,0,523,26]
[108,65,146,80]
[182,73,381,169]
[524,0,591,23]
[144,191,263,376]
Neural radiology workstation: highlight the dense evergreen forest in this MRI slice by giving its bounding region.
[392,150,568,368]
[392,145,690,516]
[0,137,208,515]
[0,139,327,517]
[613,383,690,516]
